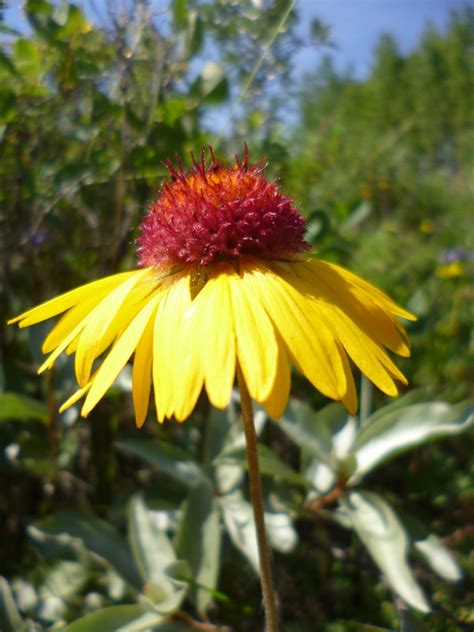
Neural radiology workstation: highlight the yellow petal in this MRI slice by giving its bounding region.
[75,269,149,387]
[300,260,411,357]
[38,317,89,374]
[281,265,401,397]
[77,277,159,366]
[9,271,137,327]
[153,274,192,422]
[172,299,205,423]
[132,308,156,428]
[241,261,346,401]
[59,381,93,414]
[262,335,291,419]
[338,343,358,415]
[324,260,416,321]
[82,291,162,418]
[229,272,278,402]
[42,295,106,354]
[188,266,236,409]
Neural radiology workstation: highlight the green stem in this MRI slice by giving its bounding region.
[237,365,279,632]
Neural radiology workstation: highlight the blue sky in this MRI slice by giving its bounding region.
[294,0,467,79]
[5,0,465,82]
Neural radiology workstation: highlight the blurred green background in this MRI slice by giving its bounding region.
[1,1,473,631]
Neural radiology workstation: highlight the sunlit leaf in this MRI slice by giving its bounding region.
[265,511,298,554]
[0,49,18,77]
[14,39,42,77]
[350,402,474,483]
[340,491,430,613]
[172,0,188,30]
[400,513,463,582]
[219,491,259,573]
[116,439,207,488]
[213,407,266,494]
[414,534,462,582]
[175,478,221,615]
[199,62,229,103]
[128,494,187,613]
[306,209,330,244]
[279,400,348,466]
[61,605,164,632]
[202,407,233,469]
[39,559,89,601]
[0,577,25,632]
[217,443,307,486]
[184,11,203,57]
[220,490,297,570]
[0,392,48,422]
[31,512,142,589]
[342,199,373,231]
[305,458,337,494]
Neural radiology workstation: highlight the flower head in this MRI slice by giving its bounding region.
[137,147,309,268]
[9,148,415,426]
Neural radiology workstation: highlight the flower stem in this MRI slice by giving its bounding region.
[237,365,279,632]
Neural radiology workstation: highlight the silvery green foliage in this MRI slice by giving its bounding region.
[278,393,472,613]
[4,391,470,629]
[115,395,298,616]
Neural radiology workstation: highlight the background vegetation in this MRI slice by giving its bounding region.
[1,1,473,630]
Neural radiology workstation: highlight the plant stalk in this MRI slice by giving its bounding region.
[237,365,279,632]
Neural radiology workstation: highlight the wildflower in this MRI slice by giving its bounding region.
[9,148,415,426]
[436,261,464,279]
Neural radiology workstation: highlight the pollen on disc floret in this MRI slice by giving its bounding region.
[137,147,310,268]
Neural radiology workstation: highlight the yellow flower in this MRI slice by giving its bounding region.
[9,149,415,426]
[436,261,464,279]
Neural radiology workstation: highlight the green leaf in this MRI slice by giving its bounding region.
[340,491,430,613]
[213,407,266,494]
[14,39,42,77]
[342,199,373,231]
[350,401,474,482]
[26,0,53,17]
[359,389,432,428]
[128,495,187,613]
[414,534,462,582]
[306,210,330,244]
[202,407,233,469]
[61,605,164,632]
[39,559,89,601]
[220,490,297,569]
[0,392,48,422]
[400,512,463,582]
[175,478,221,615]
[55,4,90,38]
[184,11,203,57]
[0,577,25,632]
[116,439,206,488]
[279,400,348,466]
[0,25,22,36]
[30,512,142,589]
[218,443,307,486]
[172,0,188,30]
[53,3,70,26]
[128,495,176,585]
[0,50,18,77]
[399,609,431,632]
[264,510,298,554]
[198,62,229,103]
[305,458,337,494]
[219,491,259,573]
